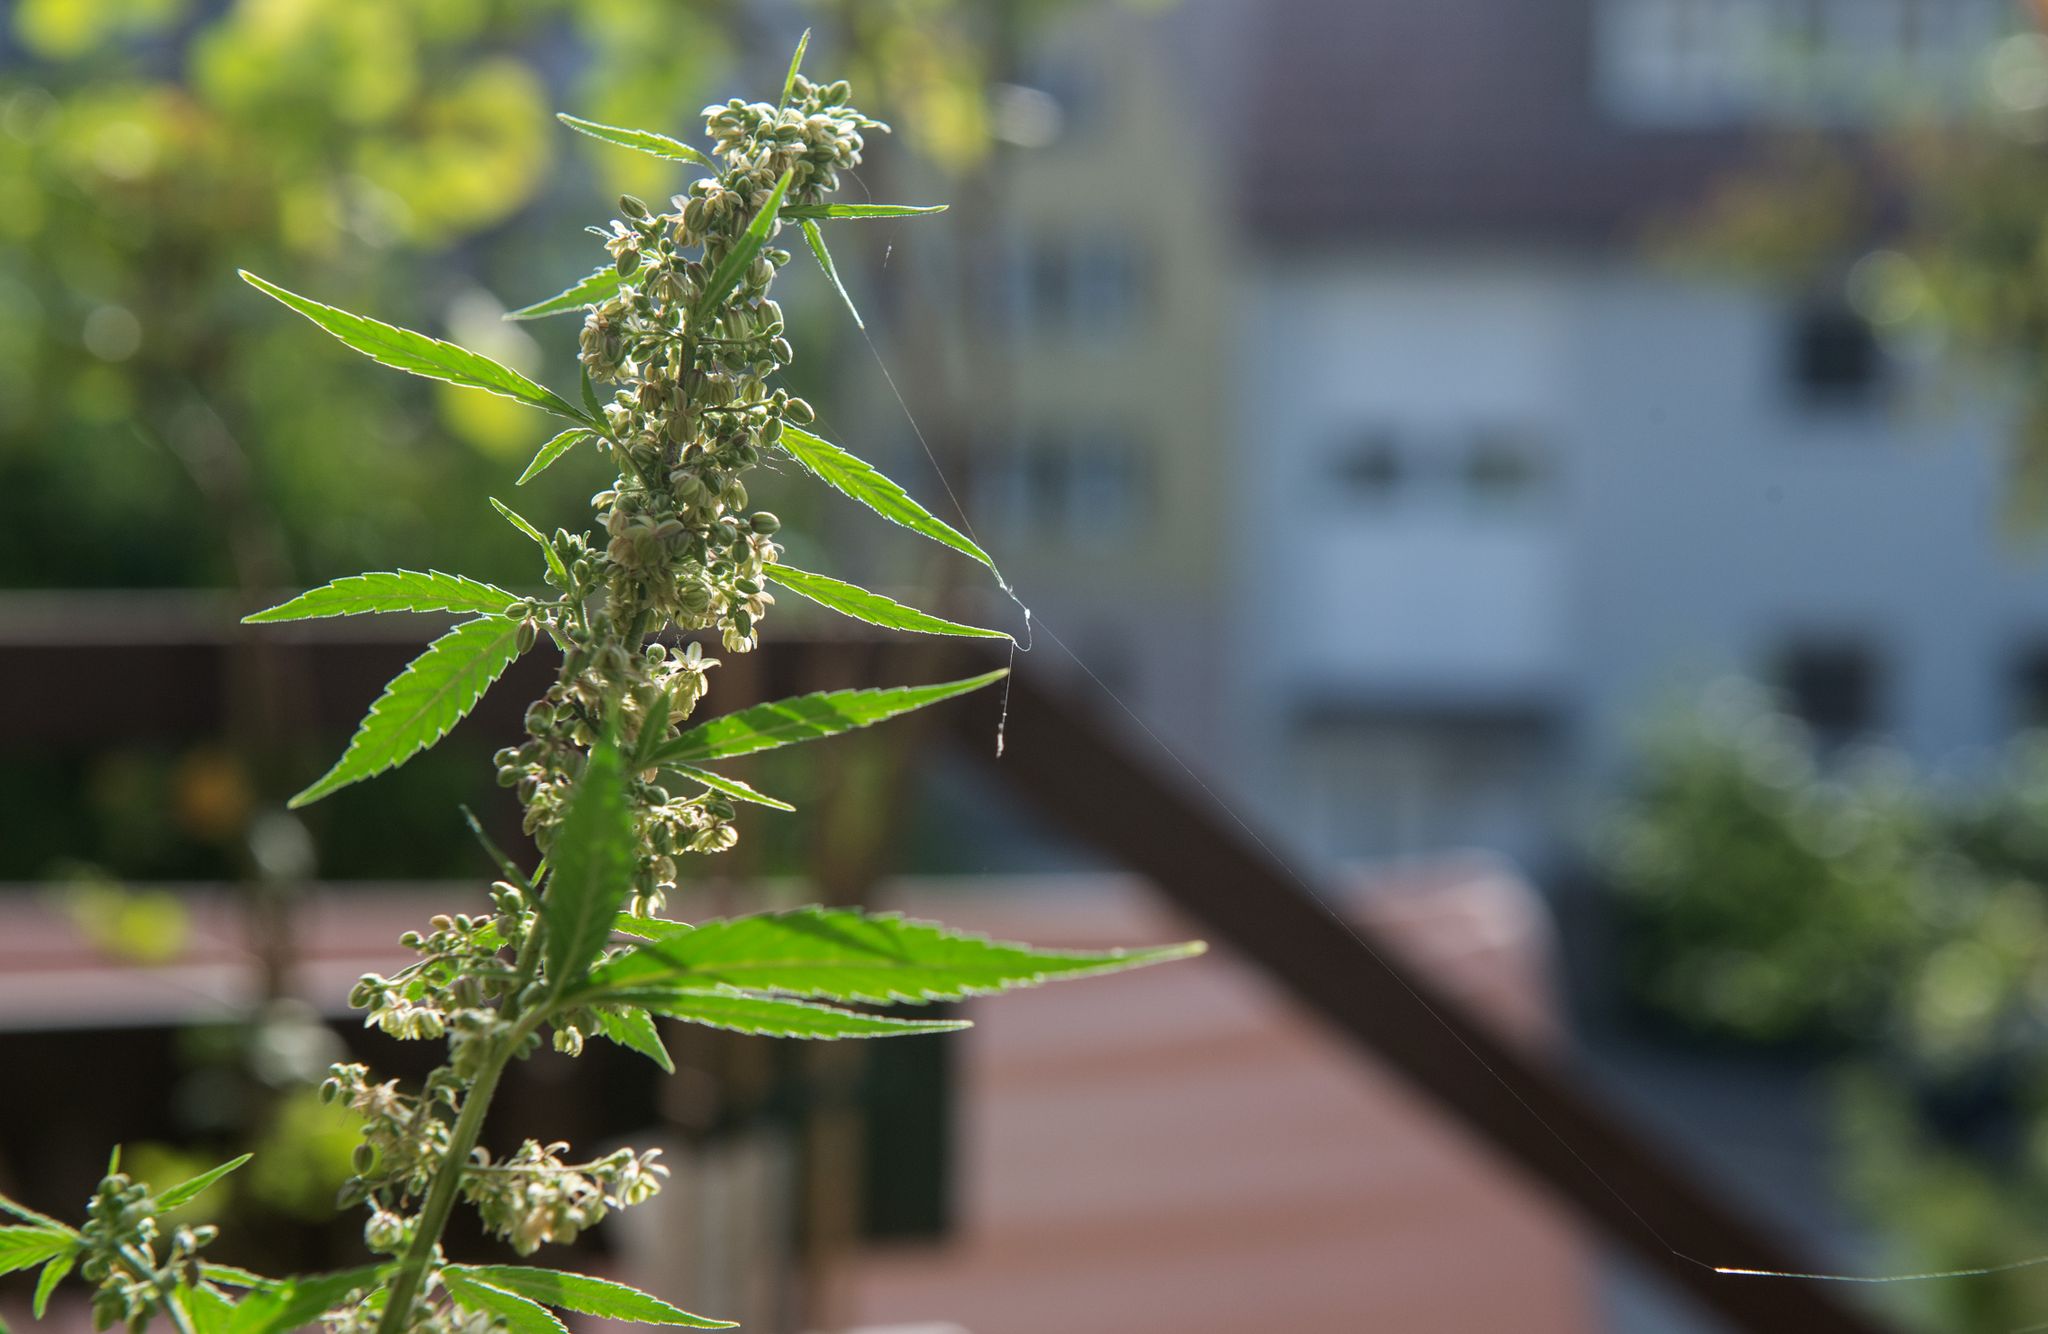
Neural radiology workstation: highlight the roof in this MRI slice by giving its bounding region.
[1237,0,1760,243]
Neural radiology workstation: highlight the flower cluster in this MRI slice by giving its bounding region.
[491,77,884,916]
[460,1141,669,1255]
[325,1293,490,1334]
[77,1171,217,1331]
[296,70,893,1334]
[345,899,528,1079]
[322,1064,459,1215]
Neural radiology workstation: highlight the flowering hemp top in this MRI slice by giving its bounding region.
[0,42,1196,1334]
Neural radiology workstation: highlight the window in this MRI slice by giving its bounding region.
[1789,301,1882,406]
[977,426,1147,540]
[1463,428,1553,509]
[1329,424,1555,511]
[1331,432,1405,500]
[1594,0,2007,126]
[1288,706,1557,863]
[2011,644,2048,731]
[992,235,1144,334]
[1776,637,1883,745]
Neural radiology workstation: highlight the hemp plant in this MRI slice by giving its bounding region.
[0,44,1200,1334]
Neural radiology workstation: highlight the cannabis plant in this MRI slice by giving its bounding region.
[0,46,1198,1334]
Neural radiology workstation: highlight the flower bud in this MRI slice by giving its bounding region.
[620,194,649,219]
[364,1209,406,1253]
[750,511,780,535]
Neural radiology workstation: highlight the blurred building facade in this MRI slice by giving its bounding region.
[959,0,2048,873]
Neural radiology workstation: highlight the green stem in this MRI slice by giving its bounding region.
[117,1244,196,1334]
[371,1049,507,1334]
[625,610,652,647]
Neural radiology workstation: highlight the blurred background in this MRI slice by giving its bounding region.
[16,0,2048,1330]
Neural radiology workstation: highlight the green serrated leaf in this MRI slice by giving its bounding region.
[199,1264,272,1290]
[542,739,635,994]
[489,497,571,589]
[695,169,793,326]
[229,1266,384,1334]
[239,272,586,424]
[517,429,591,486]
[593,1005,673,1074]
[33,1253,73,1318]
[156,1153,252,1209]
[768,564,1008,639]
[0,1228,76,1277]
[556,113,711,167]
[778,426,996,574]
[290,616,527,808]
[243,570,517,624]
[617,987,969,1040]
[580,366,604,422]
[653,671,1006,766]
[507,267,625,321]
[0,1190,71,1233]
[781,203,948,220]
[666,763,794,811]
[175,1281,239,1334]
[448,1266,732,1328]
[589,906,1206,1004]
[779,28,810,109]
[612,912,667,940]
[800,218,863,329]
[443,1272,566,1334]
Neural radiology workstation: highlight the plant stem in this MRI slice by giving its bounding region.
[370,1043,511,1334]
[118,1244,197,1334]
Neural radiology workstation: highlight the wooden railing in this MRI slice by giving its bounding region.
[0,605,1892,1333]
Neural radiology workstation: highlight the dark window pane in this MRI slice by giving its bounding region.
[1332,433,1403,498]
[2013,644,2048,731]
[1790,302,1881,405]
[1777,638,1881,743]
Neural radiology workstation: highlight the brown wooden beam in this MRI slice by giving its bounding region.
[0,613,1895,1332]
[940,660,1892,1334]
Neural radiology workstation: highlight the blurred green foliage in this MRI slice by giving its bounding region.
[1610,684,2048,1329]
[1672,24,2048,526]
[0,0,709,589]
[0,0,1031,594]
[0,0,1044,889]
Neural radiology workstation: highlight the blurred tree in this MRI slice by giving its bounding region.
[1610,688,2048,1330]
[0,0,727,591]
[0,2,1135,1293]
[1672,4,2048,526]
[0,0,1071,866]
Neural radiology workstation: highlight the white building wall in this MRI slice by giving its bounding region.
[1559,267,2045,779]
[1240,247,2048,869]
